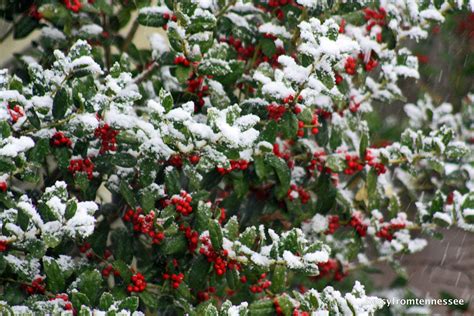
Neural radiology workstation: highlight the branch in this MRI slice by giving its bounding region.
[0,25,14,44]
[121,19,139,53]
[133,61,159,84]
[216,0,237,19]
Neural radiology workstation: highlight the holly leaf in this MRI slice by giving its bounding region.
[270,264,286,293]
[261,37,276,57]
[138,9,168,27]
[52,87,70,120]
[188,257,211,290]
[13,16,39,39]
[78,270,102,303]
[111,228,133,262]
[209,219,223,250]
[44,259,65,293]
[162,234,187,255]
[159,88,174,112]
[165,167,180,196]
[139,291,159,309]
[325,155,345,173]
[175,65,192,84]
[265,155,290,199]
[99,292,114,310]
[112,260,132,283]
[281,112,298,139]
[120,181,138,207]
[118,296,139,311]
[314,172,337,214]
[71,292,90,311]
[359,132,369,159]
[26,108,41,129]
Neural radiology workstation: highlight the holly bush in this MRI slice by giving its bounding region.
[0,0,473,315]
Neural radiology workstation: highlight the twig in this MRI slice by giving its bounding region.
[0,25,14,44]
[216,0,237,19]
[133,61,159,84]
[102,13,112,71]
[121,19,139,53]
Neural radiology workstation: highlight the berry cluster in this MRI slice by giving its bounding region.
[28,4,43,20]
[376,220,406,241]
[307,151,329,174]
[349,97,361,113]
[273,143,290,160]
[364,150,387,175]
[364,56,379,72]
[325,215,341,235]
[174,55,191,67]
[171,191,193,216]
[297,121,305,137]
[363,7,387,32]
[123,208,165,244]
[317,259,347,281]
[79,242,91,253]
[267,104,286,121]
[457,13,474,39]
[335,73,343,85]
[197,286,216,301]
[94,124,119,154]
[287,184,310,204]
[23,276,45,295]
[218,207,226,224]
[416,54,429,64]
[217,160,249,175]
[292,310,310,316]
[64,0,81,12]
[267,0,294,7]
[249,273,272,293]
[219,36,255,61]
[187,76,209,110]
[127,273,146,293]
[162,12,177,30]
[282,94,303,105]
[199,235,238,276]
[8,104,24,123]
[101,264,120,278]
[103,249,112,260]
[51,132,72,148]
[273,298,284,316]
[222,33,287,67]
[163,272,184,289]
[296,119,319,138]
[310,115,320,134]
[315,108,332,120]
[0,240,7,252]
[68,158,94,180]
[180,224,199,252]
[344,57,357,75]
[265,0,299,20]
[0,181,7,192]
[343,154,364,175]
[50,294,72,311]
[262,46,287,68]
[349,213,368,237]
[78,242,94,259]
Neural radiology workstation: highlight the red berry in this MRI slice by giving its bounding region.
[189,154,200,165]
[0,182,7,192]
